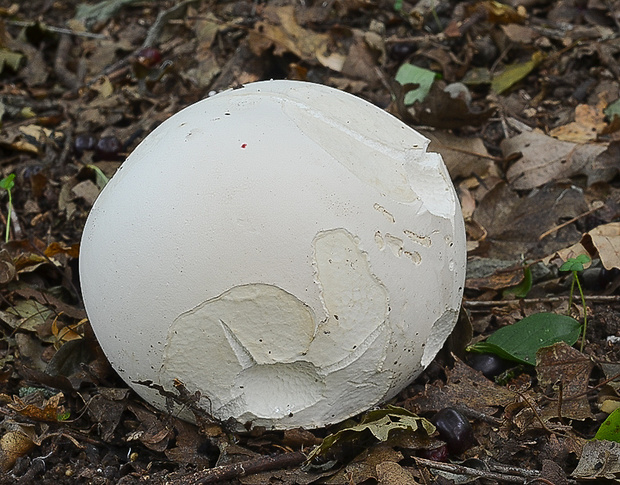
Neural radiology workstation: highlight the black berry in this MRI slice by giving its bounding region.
[466,353,510,380]
[431,407,474,455]
[74,134,97,155]
[95,136,123,160]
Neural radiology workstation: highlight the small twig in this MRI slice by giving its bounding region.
[7,20,107,38]
[463,294,620,308]
[143,0,200,47]
[487,462,541,478]
[192,451,307,484]
[539,201,605,240]
[511,388,568,437]
[542,370,620,402]
[54,35,80,90]
[451,404,503,426]
[414,457,536,483]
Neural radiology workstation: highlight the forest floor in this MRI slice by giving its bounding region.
[0,0,619,483]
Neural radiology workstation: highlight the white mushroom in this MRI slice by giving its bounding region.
[79,80,466,430]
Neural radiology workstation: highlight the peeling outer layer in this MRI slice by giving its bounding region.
[79,80,467,430]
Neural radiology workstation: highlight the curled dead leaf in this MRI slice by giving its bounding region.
[0,429,36,472]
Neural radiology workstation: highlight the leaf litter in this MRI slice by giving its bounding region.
[0,0,619,483]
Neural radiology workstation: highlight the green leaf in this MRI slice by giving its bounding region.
[395,64,439,105]
[503,266,532,298]
[559,254,591,273]
[594,408,620,443]
[0,49,24,73]
[0,173,15,191]
[307,406,434,461]
[467,312,582,365]
[491,51,544,94]
[57,411,71,421]
[86,164,110,189]
[604,98,620,123]
[74,0,143,25]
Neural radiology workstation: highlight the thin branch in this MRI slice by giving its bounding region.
[539,201,605,240]
[192,452,307,484]
[414,457,534,483]
[7,20,107,39]
[463,294,620,308]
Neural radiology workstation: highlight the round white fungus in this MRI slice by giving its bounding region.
[79,80,466,430]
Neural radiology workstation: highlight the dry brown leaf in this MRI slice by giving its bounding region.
[421,129,497,180]
[503,130,614,189]
[405,357,515,415]
[340,32,382,87]
[501,23,539,43]
[126,402,173,452]
[71,179,100,206]
[44,242,80,259]
[400,81,495,129]
[86,390,129,441]
[0,427,36,472]
[376,461,419,485]
[583,222,620,270]
[472,183,587,259]
[536,342,594,421]
[8,392,67,422]
[0,249,16,285]
[550,103,608,143]
[465,265,524,291]
[545,221,620,270]
[322,444,404,485]
[249,6,330,62]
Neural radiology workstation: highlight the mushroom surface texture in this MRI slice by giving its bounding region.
[79,80,466,430]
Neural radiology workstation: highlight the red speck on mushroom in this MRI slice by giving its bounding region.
[241,143,247,149]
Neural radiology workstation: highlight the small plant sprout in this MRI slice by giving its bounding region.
[0,174,15,243]
[560,254,591,352]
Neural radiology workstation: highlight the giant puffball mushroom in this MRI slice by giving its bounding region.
[79,80,466,430]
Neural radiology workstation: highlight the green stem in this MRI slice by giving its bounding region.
[4,190,12,243]
[574,273,587,352]
[431,0,442,31]
[567,273,575,315]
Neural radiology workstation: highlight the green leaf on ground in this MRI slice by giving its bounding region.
[503,266,532,298]
[594,408,620,443]
[492,51,544,94]
[467,312,582,365]
[0,49,24,73]
[605,98,620,122]
[395,63,439,105]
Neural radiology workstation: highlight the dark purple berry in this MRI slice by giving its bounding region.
[431,408,474,455]
[389,43,415,61]
[419,443,449,462]
[136,47,162,68]
[466,353,510,380]
[74,134,97,155]
[95,136,123,160]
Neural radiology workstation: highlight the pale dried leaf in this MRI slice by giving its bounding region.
[503,130,610,189]
[584,222,620,270]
